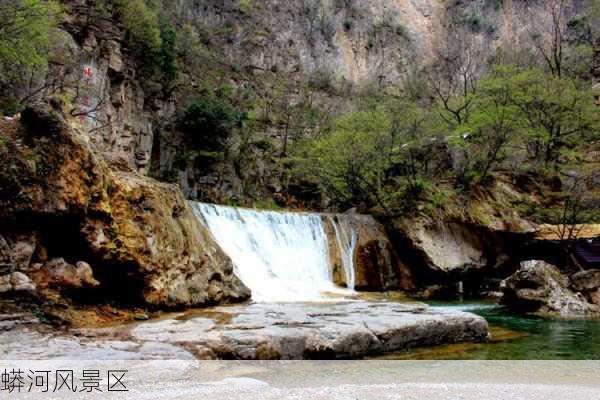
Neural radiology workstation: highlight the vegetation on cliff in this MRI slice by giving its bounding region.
[0,0,599,234]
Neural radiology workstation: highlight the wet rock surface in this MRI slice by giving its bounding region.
[0,103,249,309]
[17,301,493,360]
[323,213,413,291]
[501,260,600,317]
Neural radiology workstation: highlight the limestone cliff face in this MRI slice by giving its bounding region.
[0,103,249,308]
[35,1,580,203]
[35,1,174,175]
[175,0,568,87]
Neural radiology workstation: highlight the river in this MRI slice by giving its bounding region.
[380,300,600,359]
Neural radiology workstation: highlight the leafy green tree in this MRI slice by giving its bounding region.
[385,97,438,190]
[116,0,161,52]
[177,90,246,157]
[453,66,523,183]
[295,109,393,211]
[157,19,180,89]
[0,0,61,114]
[176,24,211,74]
[115,0,162,75]
[500,67,599,166]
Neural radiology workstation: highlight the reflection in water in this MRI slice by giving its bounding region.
[388,301,600,360]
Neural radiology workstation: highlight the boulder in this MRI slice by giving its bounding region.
[501,260,600,317]
[37,258,99,289]
[387,214,543,297]
[0,233,37,275]
[0,272,36,294]
[0,103,250,308]
[392,221,493,273]
[9,272,36,292]
[120,302,488,359]
[570,269,600,306]
[570,269,600,292]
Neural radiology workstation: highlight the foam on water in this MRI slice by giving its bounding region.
[191,203,354,302]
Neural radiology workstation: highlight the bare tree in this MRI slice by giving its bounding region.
[427,26,481,126]
[547,171,599,244]
[529,0,574,78]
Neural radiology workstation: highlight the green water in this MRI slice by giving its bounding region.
[398,301,600,359]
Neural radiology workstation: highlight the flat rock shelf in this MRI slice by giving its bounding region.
[2,302,489,360]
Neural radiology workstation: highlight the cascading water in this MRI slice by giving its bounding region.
[328,216,357,290]
[191,202,354,302]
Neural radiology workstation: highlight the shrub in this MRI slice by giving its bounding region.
[343,18,353,31]
[0,0,62,112]
[116,0,162,58]
[395,24,409,39]
[238,0,254,15]
[177,91,246,152]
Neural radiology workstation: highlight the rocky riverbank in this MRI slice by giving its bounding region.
[0,103,249,312]
[501,260,600,317]
[1,301,488,360]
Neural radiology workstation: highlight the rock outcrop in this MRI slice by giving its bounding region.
[570,269,600,306]
[324,213,414,291]
[0,103,249,308]
[53,301,487,360]
[501,260,600,317]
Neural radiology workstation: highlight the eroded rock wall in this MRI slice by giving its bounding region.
[324,213,414,291]
[0,103,249,308]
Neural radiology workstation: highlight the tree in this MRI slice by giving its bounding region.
[385,97,438,191]
[115,0,162,76]
[427,26,481,127]
[454,66,523,183]
[177,90,246,155]
[295,110,393,211]
[0,0,61,114]
[548,172,599,243]
[501,68,599,165]
[529,0,582,78]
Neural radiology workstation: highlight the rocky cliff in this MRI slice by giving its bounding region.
[0,102,249,315]
[25,0,585,204]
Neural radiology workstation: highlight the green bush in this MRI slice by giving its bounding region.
[177,91,246,152]
[238,0,254,15]
[0,0,61,112]
[116,0,162,57]
[343,18,353,30]
[158,20,180,87]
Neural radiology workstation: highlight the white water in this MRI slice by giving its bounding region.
[328,216,357,290]
[191,203,355,302]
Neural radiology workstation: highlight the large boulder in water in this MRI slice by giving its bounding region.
[570,269,600,306]
[0,103,249,308]
[500,260,600,316]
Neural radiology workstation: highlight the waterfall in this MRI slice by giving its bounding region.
[191,202,353,302]
[328,216,357,290]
